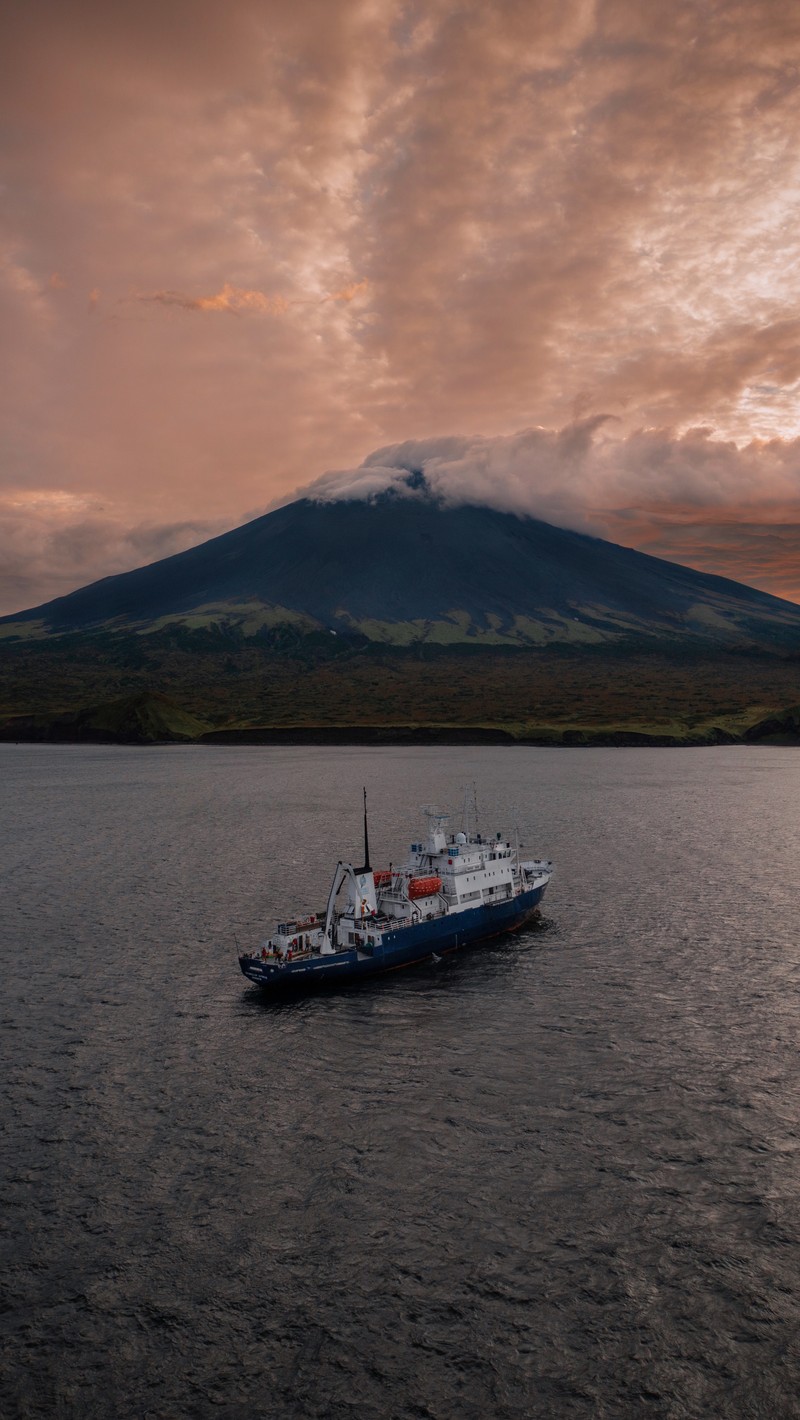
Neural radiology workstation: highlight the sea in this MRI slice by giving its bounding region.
[2,743,799,1420]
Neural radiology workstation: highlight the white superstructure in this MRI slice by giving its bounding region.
[256,811,552,966]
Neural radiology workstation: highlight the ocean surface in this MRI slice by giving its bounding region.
[2,744,799,1420]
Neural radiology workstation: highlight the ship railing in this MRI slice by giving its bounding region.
[259,948,312,963]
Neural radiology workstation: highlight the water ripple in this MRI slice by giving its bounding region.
[1,744,799,1418]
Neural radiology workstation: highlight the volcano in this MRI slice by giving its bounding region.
[3,489,800,650]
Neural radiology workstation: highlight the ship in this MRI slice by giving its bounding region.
[238,793,553,993]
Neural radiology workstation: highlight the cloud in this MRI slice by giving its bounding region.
[306,421,800,601]
[307,424,608,529]
[324,279,369,303]
[3,419,800,615]
[137,278,368,315]
[601,511,800,603]
[0,490,224,616]
[140,284,291,316]
[3,2,800,608]
[307,421,800,522]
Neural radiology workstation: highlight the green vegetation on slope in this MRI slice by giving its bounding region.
[1,620,799,744]
[0,691,209,744]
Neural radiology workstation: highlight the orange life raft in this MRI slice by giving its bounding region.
[408,876,442,899]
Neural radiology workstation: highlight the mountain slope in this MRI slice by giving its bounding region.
[3,490,800,649]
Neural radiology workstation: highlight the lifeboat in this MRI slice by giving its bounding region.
[408,875,442,899]
[373,869,392,886]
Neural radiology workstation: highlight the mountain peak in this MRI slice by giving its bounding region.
[2,494,800,651]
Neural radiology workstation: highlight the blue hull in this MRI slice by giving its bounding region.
[239,884,547,995]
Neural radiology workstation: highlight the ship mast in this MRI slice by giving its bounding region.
[321,790,372,955]
[357,786,371,873]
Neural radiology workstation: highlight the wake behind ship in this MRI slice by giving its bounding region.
[238,797,553,994]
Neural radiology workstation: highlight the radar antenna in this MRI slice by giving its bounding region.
[461,782,480,838]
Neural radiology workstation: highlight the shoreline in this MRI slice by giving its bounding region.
[2,724,798,749]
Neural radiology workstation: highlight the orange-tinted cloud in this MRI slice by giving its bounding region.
[324,279,369,303]
[2,1,800,610]
[142,284,291,316]
[138,278,368,315]
[597,506,800,605]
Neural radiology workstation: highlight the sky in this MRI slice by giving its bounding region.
[3,0,800,614]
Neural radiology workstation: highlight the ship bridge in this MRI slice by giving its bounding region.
[407,824,518,908]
